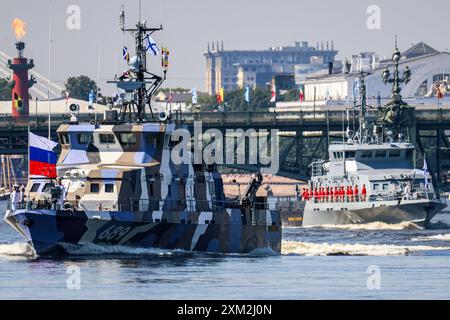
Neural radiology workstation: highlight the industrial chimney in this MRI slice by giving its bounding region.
[7,41,36,118]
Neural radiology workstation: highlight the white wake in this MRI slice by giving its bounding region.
[60,243,184,256]
[281,240,450,256]
[303,221,421,231]
[411,234,450,242]
[0,242,34,257]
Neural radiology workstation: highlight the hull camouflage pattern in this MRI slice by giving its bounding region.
[4,207,281,255]
[4,122,281,256]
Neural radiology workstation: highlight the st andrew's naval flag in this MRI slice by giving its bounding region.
[145,35,159,56]
[29,132,58,178]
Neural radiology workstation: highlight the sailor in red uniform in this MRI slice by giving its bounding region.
[354,185,359,202]
[361,184,367,201]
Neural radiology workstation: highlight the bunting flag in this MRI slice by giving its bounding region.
[270,83,276,103]
[161,47,169,70]
[122,46,130,63]
[29,132,58,178]
[88,90,94,104]
[244,85,250,103]
[65,91,70,104]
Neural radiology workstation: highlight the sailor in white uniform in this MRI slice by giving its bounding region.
[56,178,66,210]
[10,185,21,211]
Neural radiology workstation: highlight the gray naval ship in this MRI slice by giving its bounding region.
[3,11,281,256]
[302,63,446,227]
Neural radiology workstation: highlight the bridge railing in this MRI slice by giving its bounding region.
[0,108,449,129]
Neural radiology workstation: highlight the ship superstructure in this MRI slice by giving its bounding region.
[3,8,281,256]
[302,59,445,227]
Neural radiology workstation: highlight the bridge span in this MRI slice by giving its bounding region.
[0,108,449,190]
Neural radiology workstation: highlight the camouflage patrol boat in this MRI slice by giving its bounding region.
[3,11,281,256]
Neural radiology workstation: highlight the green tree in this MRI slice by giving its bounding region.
[64,75,98,101]
[197,87,272,112]
[280,88,300,102]
[158,87,190,94]
[0,78,12,101]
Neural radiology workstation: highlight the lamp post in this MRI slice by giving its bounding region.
[382,44,411,102]
[379,39,414,140]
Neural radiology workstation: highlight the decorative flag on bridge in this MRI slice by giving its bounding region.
[216,88,224,104]
[299,86,304,104]
[270,83,276,103]
[29,132,58,178]
[244,85,250,103]
[191,88,197,104]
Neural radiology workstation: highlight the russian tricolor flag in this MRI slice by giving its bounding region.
[29,132,58,178]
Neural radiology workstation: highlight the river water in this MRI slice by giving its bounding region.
[1,201,450,299]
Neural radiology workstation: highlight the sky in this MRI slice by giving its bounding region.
[1,0,450,96]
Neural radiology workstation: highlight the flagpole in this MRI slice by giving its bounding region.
[27,125,30,207]
[48,0,52,139]
[96,43,102,122]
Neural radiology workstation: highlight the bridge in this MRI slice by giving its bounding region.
[0,107,449,190]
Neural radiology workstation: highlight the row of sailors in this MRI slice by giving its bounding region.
[301,185,367,203]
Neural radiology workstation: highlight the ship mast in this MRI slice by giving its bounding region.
[109,6,165,122]
[352,70,371,144]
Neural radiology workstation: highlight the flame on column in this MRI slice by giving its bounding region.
[12,18,27,40]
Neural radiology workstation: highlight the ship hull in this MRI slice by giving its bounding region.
[302,199,446,227]
[4,208,281,256]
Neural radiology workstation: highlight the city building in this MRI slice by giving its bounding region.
[204,41,338,95]
[300,42,449,102]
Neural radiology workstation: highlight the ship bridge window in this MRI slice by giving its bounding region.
[90,183,100,193]
[42,183,52,193]
[333,152,344,160]
[30,183,40,192]
[77,133,93,145]
[361,151,372,158]
[345,151,356,159]
[105,184,114,193]
[406,149,414,161]
[389,150,401,158]
[59,133,69,145]
[99,134,115,144]
[145,133,162,146]
[375,150,387,158]
[119,133,137,145]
